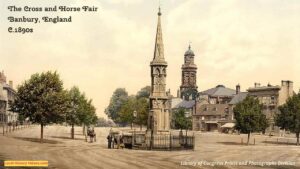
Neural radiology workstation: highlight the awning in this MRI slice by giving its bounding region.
[221,123,235,128]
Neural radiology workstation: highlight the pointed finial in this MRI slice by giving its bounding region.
[158,0,162,16]
[188,41,192,50]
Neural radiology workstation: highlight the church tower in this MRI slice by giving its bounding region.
[180,44,198,100]
[148,7,170,133]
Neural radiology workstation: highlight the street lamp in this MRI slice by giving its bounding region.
[132,110,137,146]
[132,110,137,128]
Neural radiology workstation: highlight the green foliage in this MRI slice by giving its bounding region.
[135,97,149,127]
[118,96,136,125]
[136,86,151,99]
[65,86,84,126]
[11,71,67,125]
[118,96,149,127]
[106,86,150,126]
[276,92,300,145]
[96,117,115,127]
[105,88,128,122]
[234,96,268,134]
[174,107,192,130]
[181,88,198,101]
[81,99,97,126]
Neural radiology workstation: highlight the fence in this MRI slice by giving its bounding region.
[129,132,195,151]
[1,122,32,135]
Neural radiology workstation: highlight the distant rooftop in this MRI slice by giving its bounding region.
[171,98,195,109]
[229,92,248,105]
[247,85,281,92]
[199,85,236,97]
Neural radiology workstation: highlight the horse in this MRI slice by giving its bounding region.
[87,128,96,143]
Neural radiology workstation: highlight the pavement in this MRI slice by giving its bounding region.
[0,125,299,169]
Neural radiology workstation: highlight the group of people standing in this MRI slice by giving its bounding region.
[107,129,124,149]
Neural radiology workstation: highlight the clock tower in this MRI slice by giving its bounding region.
[180,44,198,100]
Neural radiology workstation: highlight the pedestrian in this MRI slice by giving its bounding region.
[112,135,115,149]
[120,136,125,149]
[107,134,112,149]
[117,135,120,149]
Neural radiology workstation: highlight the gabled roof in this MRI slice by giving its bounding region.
[199,85,236,97]
[229,92,248,105]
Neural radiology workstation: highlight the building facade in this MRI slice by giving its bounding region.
[193,85,237,131]
[148,8,170,134]
[247,81,294,133]
[179,45,198,101]
[192,81,294,133]
[0,71,17,125]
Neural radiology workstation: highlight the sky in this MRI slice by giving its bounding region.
[1,0,299,118]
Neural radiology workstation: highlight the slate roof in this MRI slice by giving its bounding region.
[171,98,195,109]
[199,85,236,97]
[229,92,248,105]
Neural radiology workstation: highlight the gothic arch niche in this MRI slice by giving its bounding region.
[162,68,166,75]
[155,68,160,75]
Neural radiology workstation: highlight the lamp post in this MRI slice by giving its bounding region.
[133,110,137,145]
[133,110,138,129]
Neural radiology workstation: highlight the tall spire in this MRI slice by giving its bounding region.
[152,6,166,64]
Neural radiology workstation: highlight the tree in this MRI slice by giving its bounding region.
[118,96,149,130]
[10,71,68,143]
[96,117,115,127]
[174,107,192,131]
[276,93,300,146]
[118,96,136,129]
[105,88,128,123]
[82,99,97,126]
[234,96,268,145]
[136,86,151,99]
[79,97,98,135]
[135,98,149,130]
[65,86,85,139]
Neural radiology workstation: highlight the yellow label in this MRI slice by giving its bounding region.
[4,160,48,167]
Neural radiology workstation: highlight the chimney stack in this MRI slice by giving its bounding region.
[0,71,6,83]
[254,82,261,88]
[236,84,240,94]
[9,80,13,88]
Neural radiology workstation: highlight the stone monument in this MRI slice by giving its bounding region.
[147,7,170,135]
